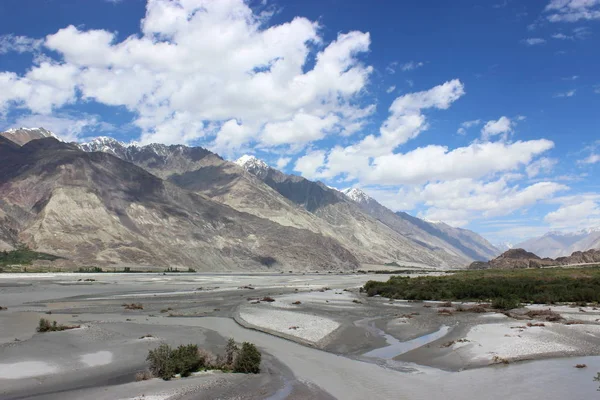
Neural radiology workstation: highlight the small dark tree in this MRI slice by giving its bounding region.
[233,342,261,374]
[225,337,239,367]
[172,344,202,377]
[595,372,600,391]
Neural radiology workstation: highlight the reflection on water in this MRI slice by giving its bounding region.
[359,318,451,359]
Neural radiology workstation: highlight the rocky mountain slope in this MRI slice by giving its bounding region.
[469,247,600,269]
[0,128,500,270]
[0,135,358,271]
[75,136,495,268]
[516,228,600,258]
[77,138,500,268]
[234,157,499,267]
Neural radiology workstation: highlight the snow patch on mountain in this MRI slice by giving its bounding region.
[342,188,373,204]
[235,155,270,178]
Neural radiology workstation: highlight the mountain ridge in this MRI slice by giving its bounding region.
[0,135,359,271]
[0,130,501,270]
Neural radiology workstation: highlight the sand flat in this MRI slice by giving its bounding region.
[239,307,340,343]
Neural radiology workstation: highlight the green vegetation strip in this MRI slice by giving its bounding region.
[363,267,600,305]
[0,245,60,267]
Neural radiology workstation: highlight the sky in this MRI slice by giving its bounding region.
[0,0,599,245]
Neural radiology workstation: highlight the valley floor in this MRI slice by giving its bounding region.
[0,272,599,399]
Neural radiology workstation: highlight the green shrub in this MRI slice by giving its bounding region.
[172,344,202,377]
[233,342,261,374]
[147,340,261,380]
[147,344,176,380]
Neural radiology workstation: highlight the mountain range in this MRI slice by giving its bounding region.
[0,127,500,271]
[515,228,600,259]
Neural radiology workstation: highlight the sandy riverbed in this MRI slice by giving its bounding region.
[1,272,599,399]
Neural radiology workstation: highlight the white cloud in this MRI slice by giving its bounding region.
[0,34,43,54]
[481,116,513,140]
[552,33,571,39]
[363,140,554,185]
[419,179,567,226]
[386,85,396,93]
[457,119,481,135]
[400,61,425,71]
[294,150,326,178]
[275,157,292,169]
[553,89,576,97]
[361,79,465,156]
[526,157,557,177]
[261,113,339,147]
[522,38,546,45]
[545,0,600,22]
[1,0,374,151]
[579,153,600,164]
[545,200,600,228]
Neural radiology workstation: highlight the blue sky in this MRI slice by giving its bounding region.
[0,0,599,244]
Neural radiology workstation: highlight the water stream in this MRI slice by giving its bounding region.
[358,318,451,359]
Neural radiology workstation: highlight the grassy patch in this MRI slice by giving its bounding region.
[363,267,600,305]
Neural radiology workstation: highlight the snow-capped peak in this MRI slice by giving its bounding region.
[342,187,373,204]
[235,155,270,178]
[78,136,128,156]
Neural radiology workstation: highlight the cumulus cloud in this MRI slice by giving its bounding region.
[386,85,396,93]
[579,153,600,164]
[0,0,374,150]
[481,116,513,140]
[545,0,600,22]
